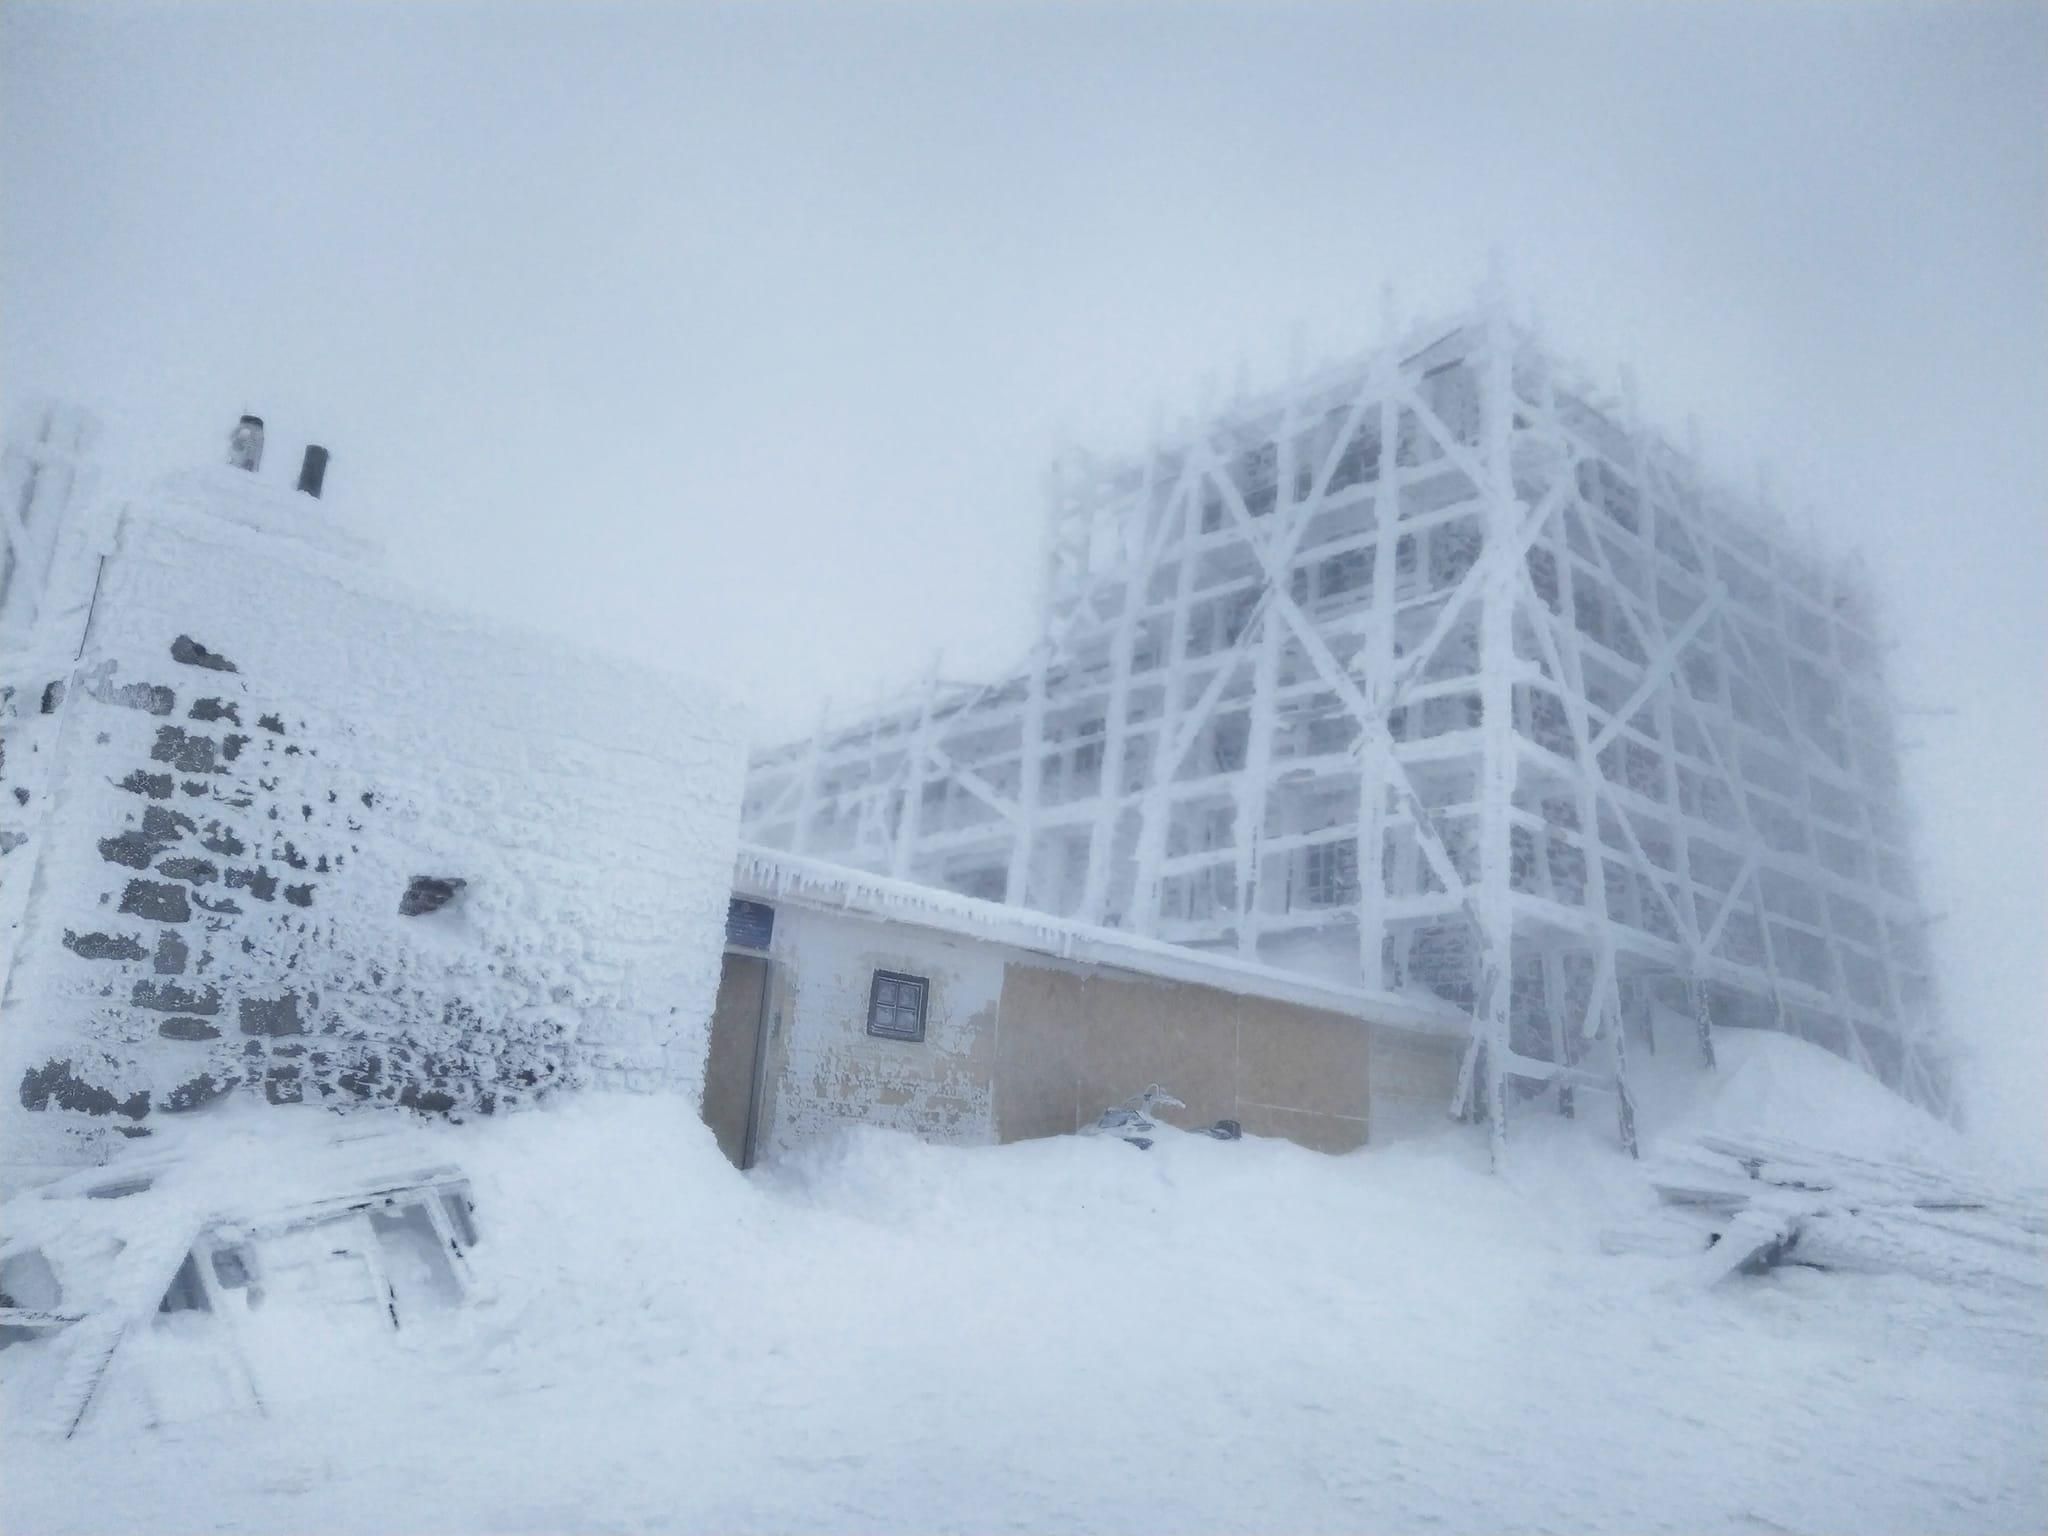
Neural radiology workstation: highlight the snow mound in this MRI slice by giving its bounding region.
[5,1087,2043,1536]
[1649,1026,1968,1171]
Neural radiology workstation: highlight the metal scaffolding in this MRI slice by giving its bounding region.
[742,290,1952,1160]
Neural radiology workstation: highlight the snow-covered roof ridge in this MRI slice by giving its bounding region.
[119,466,749,750]
[145,464,385,564]
[735,843,1468,1036]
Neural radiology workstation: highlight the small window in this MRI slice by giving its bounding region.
[867,971,929,1042]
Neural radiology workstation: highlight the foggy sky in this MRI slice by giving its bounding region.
[4,0,2042,1160]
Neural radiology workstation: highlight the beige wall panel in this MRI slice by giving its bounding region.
[1072,971,1238,1132]
[1235,999,1372,1122]
[992,962,1087,1140]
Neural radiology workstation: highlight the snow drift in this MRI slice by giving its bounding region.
[2,1026,2040,1535]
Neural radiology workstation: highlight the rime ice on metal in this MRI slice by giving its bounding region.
[0,400,102,637]
[744,291,1950,1160]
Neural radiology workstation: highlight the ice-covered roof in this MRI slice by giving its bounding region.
[734,844,1469,1037]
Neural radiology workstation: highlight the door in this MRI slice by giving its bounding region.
[702,952,770,1168]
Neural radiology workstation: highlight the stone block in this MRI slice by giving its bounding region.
[163,1071,234,1112]
[238,991,305,1036]
[153,931,189,974]
[62,929,148,962]
[19,1059,148,1119]
[118,878,190,922]
[133,979,222,1015]
[149,726,223,775]
[225,865,277,901]
[201,821,247,856]
[97,808,193,886]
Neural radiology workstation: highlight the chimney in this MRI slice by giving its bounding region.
[227,415,265,472]
[297,444,330,499]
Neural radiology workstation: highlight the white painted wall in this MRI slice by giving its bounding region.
[756,906,1003,1157]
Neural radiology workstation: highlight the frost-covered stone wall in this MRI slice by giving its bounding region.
[0,464,744,1172]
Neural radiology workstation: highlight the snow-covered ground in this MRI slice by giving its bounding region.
[5,1028,2043,1535]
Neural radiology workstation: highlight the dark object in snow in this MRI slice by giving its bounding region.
[227,414,264,472]
[399,875,466,916]
[1202,1119,1243,1141]
[170,635,237,673]
[297,444,329,499]
[1085,1084,1184,1151]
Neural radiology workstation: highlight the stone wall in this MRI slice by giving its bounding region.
[0,466,745,1173]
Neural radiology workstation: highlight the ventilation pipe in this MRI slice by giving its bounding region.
[297,444,329,499]
[227,415,264,472]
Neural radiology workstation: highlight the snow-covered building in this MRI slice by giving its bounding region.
[743,295,1952,1158]
[702,845,1466,1167]
[0,421,746,1183]
[0,289,1956,1185]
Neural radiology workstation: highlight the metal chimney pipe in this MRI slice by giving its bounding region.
[297,444,329,499]
[227,415,265,473]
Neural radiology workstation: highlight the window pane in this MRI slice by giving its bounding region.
[869,972,927,1039]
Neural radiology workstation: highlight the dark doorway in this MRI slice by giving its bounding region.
[702,952,770,1168]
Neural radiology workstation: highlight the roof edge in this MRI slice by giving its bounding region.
[734,844,1469,1040]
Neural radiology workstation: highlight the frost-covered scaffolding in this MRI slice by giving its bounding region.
[743,292,1950,1156]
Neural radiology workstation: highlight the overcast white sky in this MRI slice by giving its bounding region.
[4,0,2042,1158]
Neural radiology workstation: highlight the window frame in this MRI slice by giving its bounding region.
[865,970,930,1043]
